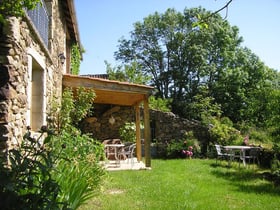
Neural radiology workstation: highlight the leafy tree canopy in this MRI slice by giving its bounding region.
[106,60,151,84]
[114,7,277,126]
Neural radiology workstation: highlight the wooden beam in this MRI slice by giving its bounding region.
[135,103,141,161]
[143,96,151,168]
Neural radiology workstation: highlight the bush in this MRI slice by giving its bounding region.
[51,129,106,209]
[148,96,172,112]
[119,122,139,143]
[166,132,201,159]
[271,143,280,185]
[208,117,242,145]
[0,126,106,210]
[0,127,64,210]
[0,86,105,210]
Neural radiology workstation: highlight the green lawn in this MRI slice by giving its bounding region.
[80,159,280,210]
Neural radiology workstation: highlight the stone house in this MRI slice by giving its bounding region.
[0,0,81,150]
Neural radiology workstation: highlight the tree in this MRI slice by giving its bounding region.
[115,7,243,118]
[115,6,275,126]
[211,47,274,123]
[106,60,151,84]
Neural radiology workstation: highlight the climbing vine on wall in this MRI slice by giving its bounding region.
[70,44,82,75]
[0,0,40,23]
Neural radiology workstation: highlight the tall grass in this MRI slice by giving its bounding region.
[80,159,280,210]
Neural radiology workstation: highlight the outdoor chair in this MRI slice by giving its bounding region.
[244,147,261,167]
[118,143,136,167]
[214,144,234,165]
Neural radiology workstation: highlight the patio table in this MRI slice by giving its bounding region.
[223,145,252,167]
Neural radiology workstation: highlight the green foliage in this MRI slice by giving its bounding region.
[71,44,82,75]
[271,144,280,185]
[0,127,65,210]
[71,87,95,125]
[264,85,280,143]
[208,117,242,145]
[119,122,138,143]
[48,87,105,209]
[0,123,105,210]
[0,0,40,23]
[55,163,96,210]
[191,86,222,122]
[59,88,75,131]
[114,6,278,129]
[51,131,105,209]
[51,130,105,165]
[106,61,151,84]
[148,95,172,112]
[248,128,271,145]
[166,132,200,158]
[55,87,95,132]
[115,7,244,118]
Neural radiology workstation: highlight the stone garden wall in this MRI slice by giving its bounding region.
[81,105,205,144]
[81,105,135,140]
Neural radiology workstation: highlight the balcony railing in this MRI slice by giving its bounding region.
[26,1,49,47]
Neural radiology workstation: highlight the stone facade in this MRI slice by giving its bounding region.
[0,0,77,151]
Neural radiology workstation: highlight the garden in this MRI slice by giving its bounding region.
[80,159,280,210]
[1,87,280,210]
[1,2,280,210]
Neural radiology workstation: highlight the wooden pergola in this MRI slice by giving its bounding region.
[62,74,154,167]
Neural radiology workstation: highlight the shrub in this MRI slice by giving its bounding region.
[271,143,280,185]
[208,117,242,145]
[50,127,106,209]
[166,132,201,159]
[149,96,172,112]
[0,127,65,210]
[48,86,105,209]
[119,122,139,143]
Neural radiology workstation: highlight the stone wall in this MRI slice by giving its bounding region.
[81,105,205,143]
[150,109,203,143]
[0,0,67,150]
[81,105,135,140]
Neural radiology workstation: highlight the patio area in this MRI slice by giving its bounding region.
[101,158,151,171]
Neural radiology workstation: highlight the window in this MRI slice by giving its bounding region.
[26,0,49,47]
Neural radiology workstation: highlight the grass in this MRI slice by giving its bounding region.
[79,159,280,210]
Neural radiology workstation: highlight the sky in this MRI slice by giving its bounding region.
[74,0,280,75]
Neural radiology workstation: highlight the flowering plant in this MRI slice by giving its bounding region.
[182,145,193,158]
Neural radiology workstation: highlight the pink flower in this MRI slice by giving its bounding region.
[186,150,193,157]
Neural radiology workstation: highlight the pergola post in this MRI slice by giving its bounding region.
[143,96,151,168]
[135,103,141,162]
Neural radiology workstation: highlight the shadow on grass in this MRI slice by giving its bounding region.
[210,162,280,195]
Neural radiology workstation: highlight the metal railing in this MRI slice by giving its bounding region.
[26,0,49,47]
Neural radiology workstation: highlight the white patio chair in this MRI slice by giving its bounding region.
[118,143,136,167]
[214,144,234,165]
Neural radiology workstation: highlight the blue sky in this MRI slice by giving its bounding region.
[74,0,280,75]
